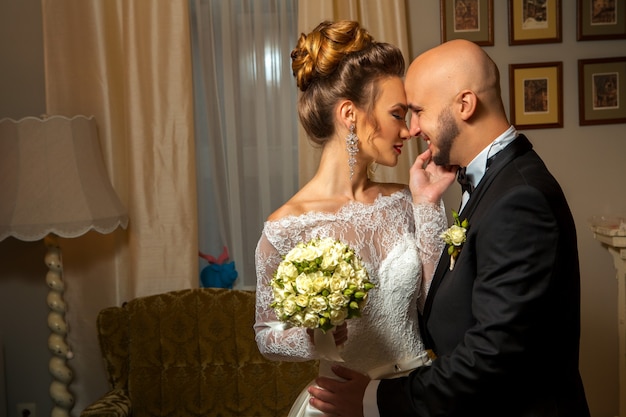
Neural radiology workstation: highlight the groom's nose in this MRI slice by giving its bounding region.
[409,113,421,137]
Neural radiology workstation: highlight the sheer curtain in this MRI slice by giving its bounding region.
[42,0,198,412]
[189,0,299,288]
[297,0,417,186]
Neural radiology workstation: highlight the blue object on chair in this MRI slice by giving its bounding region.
[199,246,238,289]
[200,261,238,289]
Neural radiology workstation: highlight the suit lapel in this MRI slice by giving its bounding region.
[422,135,534,321]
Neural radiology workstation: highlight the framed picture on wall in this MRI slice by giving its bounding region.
[440,0,494,46]
[508,0,562,45]
[577,0,626,41]
[578,57,626,125]
[509,62,563,129]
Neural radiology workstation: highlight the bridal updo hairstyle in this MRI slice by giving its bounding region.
[290,20,405,145]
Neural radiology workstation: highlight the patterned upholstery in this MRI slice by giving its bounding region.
[81,288,318,417]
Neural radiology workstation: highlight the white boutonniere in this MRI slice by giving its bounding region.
[440,211,469,271]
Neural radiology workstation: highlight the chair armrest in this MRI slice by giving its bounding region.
[80,389,131,417]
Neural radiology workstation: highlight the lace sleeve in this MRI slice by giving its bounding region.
[413,200,448,310]
[253,229,317,362]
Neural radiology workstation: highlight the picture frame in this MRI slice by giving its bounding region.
[508,0,562,45]
[577,0,626,41]
[440,0,494,46]
[509,62,563,129]
[578,57,626,125]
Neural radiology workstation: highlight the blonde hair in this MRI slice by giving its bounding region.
[291,20,405,145]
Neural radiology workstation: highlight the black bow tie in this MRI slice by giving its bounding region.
[457,167,473,195]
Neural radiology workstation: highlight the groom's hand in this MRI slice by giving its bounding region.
[308,365,370,417]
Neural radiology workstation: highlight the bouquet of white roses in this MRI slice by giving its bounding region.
[269,237,374,333]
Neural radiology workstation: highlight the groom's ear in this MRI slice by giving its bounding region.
[457,89,477,121]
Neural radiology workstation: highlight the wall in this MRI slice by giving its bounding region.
[0,1,624,417]
[0,1,51,417]
[405,2,626,417]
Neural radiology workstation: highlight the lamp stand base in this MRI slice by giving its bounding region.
[44,234,75,417]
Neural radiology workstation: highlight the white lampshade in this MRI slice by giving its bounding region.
[0,114,128,417]
[0,115,128,241]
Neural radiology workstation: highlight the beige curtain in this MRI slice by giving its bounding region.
[297,0,417,186]
[42,0,198,412]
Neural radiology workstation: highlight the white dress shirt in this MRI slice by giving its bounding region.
[459,126,517,212]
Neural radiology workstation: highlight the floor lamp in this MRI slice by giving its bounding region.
[0,115,128,417]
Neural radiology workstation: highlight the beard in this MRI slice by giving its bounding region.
[431,107,459,166]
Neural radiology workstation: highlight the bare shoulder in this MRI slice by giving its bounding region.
[267,184,348,222]
[266,199,305,222]
[266,185,324,222]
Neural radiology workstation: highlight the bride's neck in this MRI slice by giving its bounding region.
[306,138,375,198]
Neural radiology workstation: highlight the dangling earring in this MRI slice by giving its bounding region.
[346,124,359,179]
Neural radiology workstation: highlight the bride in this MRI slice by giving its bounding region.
[254,20,455,417]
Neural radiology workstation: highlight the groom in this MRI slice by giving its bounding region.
[308,39,590,416]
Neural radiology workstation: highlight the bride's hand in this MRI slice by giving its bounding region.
[409,149,456,204]
[307,322,348,346]
[332,322,348,346]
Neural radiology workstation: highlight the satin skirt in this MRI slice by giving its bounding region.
[288,380,324,417]
[287,355,430,417]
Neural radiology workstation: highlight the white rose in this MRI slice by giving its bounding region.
[446,225,467,246]
[329,275,348,292]
[310,271,328,293]
[317,238,335,252]
[283,280,297,294]
[290,312,305,326]
[295,294,309,308]
[327,292,349,309]
[334,261,354,279]
[301,311,320,329]
[321,251,339,270]
[354,267,368,282]
[308,295,328,313]
[329,308,348,325]
[321,244,343,269]
[271,286,289,303]
[301,245,323,262]
[347,274,362,288]
[285,246,304,263]
[276,261,299,279]
[282,296,298,316]
[295,273,314,294]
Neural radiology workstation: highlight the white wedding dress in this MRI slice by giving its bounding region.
[254,188,447,417]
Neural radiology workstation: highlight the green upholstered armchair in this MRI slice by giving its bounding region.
[81,288,318,417]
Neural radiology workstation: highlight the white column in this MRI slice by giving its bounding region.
[591,223,626,417]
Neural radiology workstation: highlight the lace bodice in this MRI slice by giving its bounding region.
[254,188,447,375]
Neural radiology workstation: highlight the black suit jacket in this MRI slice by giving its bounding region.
[377,135,590,416]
